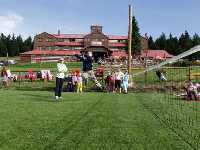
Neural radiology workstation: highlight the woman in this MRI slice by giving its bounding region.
[55,58,68,100]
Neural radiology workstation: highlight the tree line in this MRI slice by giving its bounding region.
[148,31,200,59]
[131,16,200,59]
[148,31,200,57]
[0,33,33,57]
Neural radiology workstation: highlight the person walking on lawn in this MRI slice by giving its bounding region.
[55,58,68,100]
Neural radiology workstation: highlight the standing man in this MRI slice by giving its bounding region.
[76,51,102,88]
[55,58,68,100]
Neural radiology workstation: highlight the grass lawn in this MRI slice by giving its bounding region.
[0,90,192,150]
[9,62,83,72]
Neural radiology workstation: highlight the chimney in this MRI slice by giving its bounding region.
[145,33,148,39]
[58,29,60,35]
[91,25,102,33]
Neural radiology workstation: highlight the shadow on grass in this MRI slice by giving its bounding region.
[22,93,55,102]
[15,87,55,92]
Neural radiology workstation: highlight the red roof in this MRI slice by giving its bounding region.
[20,50,81,56]
[51,33,128,40]
[54,42,83,46]
[141,50,173,59]
[109,43,127,47]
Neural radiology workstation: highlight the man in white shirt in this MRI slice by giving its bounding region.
[55,58,68,100]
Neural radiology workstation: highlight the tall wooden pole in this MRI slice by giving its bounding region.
[128,4,133,86]
[128,5,132,74]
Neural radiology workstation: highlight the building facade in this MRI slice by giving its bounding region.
[33,25,148,61]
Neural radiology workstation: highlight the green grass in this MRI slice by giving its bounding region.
[9,62,83,72]
[0,90,193,150]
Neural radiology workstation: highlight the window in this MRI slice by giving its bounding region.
[70,39,75,42]
[75,39,83,42]
[64,39,69,42]
[59,39,64,42]
[38,38,42,42]
[74,47,82,50]
[109,40,118,43]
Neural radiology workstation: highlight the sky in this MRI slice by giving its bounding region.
[0,0,200,39]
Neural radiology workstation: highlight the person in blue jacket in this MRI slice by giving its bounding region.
[76,51,102,88]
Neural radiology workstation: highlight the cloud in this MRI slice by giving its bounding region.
[0,12,23,35]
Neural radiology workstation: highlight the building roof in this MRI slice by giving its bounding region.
[52,34,85,39]
[51,33,128,40]
[20,50,81,56]
[141,50,173,59]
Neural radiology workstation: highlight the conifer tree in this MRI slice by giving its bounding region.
[131,16,141,55]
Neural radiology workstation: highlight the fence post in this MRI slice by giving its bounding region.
[189,65,191,81]
[19,71,21,88]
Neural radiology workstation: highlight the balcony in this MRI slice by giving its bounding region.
[54,42,83,46]
[109,43,127,47]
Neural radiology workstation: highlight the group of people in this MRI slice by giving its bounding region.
[105,69,129,94]
[184,80,200,100]
[54,51,130,100]
[54,52,102,100]
[66,70,83,93]
[176,80,200,101]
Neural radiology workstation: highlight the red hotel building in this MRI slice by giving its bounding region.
[20,25,149,63]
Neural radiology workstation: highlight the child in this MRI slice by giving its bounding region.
[122,70,129,94]
[72,71,78,92]
[114,68,124,93]
[105,72,115,93]
[110,72,116,93]
[105,72,110,91]
[66,73,73,92]
[77,73,83,93]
